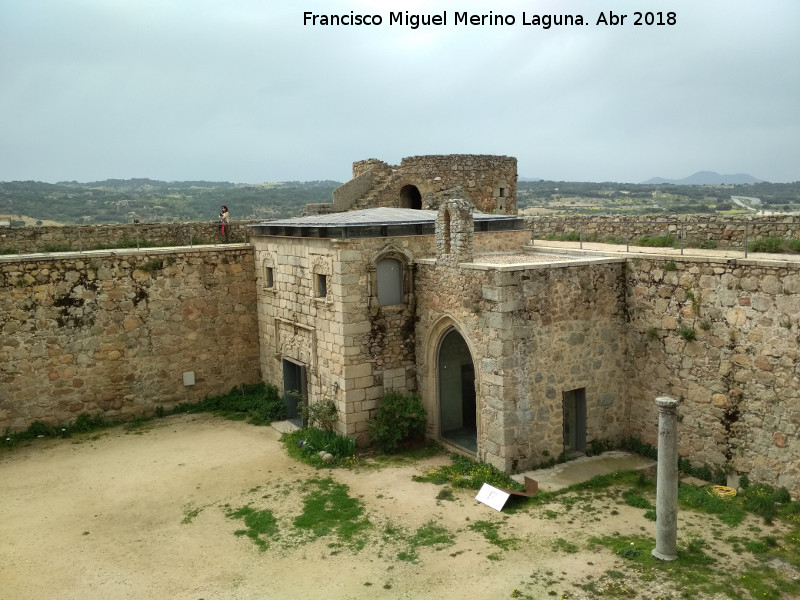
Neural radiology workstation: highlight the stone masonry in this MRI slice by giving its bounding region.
[0,246,261,429]
[2,154,799,497]
[306,155,517,216]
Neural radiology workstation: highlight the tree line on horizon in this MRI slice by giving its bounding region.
[0,179,798,226]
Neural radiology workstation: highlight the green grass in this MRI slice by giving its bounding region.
[225,505,279,551]
[748,236,785,253]
[588,531,800,600]
[636,235,675,247]
[468,520,519,550]
[411,453,523,491]
[293,477,371,549]
[172,382,285,425]
[396,520,455,563]
[281,428,359,468]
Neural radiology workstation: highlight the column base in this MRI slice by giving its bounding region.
[651,548,678,562]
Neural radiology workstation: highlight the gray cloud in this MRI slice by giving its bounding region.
[1,0,798,183]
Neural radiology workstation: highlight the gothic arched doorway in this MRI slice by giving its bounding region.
[437,328,477,452]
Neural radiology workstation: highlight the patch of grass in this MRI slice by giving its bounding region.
[412,453,523,491]
[551,537,579,553]
[225,505,278,551]
[3,412,117,448]
[679,483,746,526]
[181,505,202,524]
[436,487,455,501]
[679,325,697,341]
[172,382,285,425]
[622,489,654,510]
[741,484,792,524]
[396,520,456,563]
[293,477,371,549]
[469,520,518,550]
[663,260,677,271]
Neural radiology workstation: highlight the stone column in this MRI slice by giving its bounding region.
[652,396,680,561]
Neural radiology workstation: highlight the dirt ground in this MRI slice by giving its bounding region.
[0,414,791,600]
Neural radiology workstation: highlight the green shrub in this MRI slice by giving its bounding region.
[790,238,800,252]
[300,398,338,431]
[298,427,356,458]
[367,391,426,453]
[679,326,697,341]
[636,235,674,247]
[698,239,718,249]
[748,236,784,253]
[26,421,58,437]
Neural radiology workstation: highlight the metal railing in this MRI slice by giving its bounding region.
[529,218,800,259]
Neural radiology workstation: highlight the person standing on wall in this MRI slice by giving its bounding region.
[219,205,229,240]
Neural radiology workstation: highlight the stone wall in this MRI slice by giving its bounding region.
[251,229,529,440]
[396,155,517,214]
[252,232,438,438]
[308,155,517,215]
[625,254,800,493]
[0,221,253,255]
[527,215,800,248]
[415,257,629,472]
[0,245,262,430]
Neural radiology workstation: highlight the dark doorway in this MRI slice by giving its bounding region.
[399,185,422,210]
[563,388,587,455]
[282,359,307,428]
[438,329,477,452]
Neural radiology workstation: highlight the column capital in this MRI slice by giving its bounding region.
[655,396,679,410]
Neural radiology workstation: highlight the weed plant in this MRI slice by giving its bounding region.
[412,453,523,491]
[282,427,357,467]
[748,236,785,253]
[636,235,675,247]
[4,412,113,447]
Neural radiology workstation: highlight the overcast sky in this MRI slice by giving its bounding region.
[1,0,798,183]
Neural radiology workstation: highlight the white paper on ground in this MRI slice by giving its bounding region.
[475,483,511,512]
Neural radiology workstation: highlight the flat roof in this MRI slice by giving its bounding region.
[250,207,526,238]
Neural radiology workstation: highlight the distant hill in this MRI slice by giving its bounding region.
[642,171,763,185]
[0,179,341,225]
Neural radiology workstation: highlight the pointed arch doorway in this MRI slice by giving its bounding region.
[438,328,477,452]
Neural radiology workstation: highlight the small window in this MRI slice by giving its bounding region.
[315,273,327,298]
[264,266,274,288]
[499,187,506,198]
[377,258,403,306]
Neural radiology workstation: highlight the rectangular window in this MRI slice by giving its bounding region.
[377,258,403,306]
[264,266,274,288]
[315,273,327,298]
